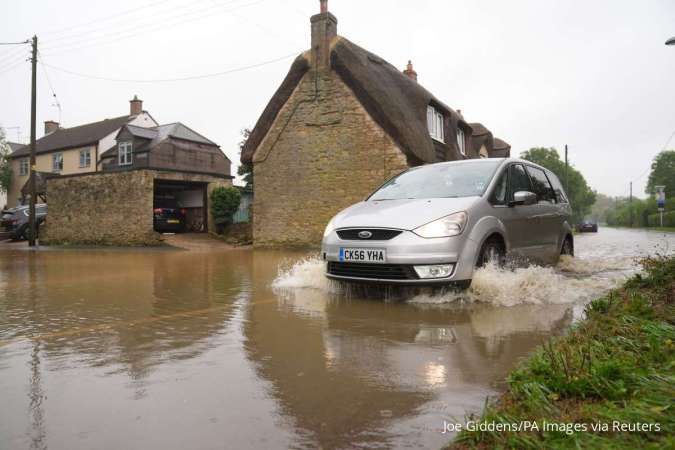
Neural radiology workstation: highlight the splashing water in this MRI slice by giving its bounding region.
[271,251,638,308]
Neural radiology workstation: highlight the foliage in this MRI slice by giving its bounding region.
[211,186,241,227]
[603,196,674,228]
[237,128,253,188]
[520,147,597,222]
[0,127,12,196]
[451,256,675,450]
[645,150,675,195]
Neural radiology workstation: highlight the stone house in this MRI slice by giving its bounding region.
[7,96,156,207]
[41,121,232,246]
[241,0,510,247]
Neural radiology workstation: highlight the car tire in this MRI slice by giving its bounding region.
[22,224,39,241]
[476,237,505,268]
[561,236,574,256]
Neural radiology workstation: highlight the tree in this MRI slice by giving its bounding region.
[0,127,12,195]
[211,186,241,232]
[520,147,597,222]
[645,150,675,195]
[237,128,253,188]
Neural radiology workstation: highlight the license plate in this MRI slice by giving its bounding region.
[339,248,386,263]
[167,219,180,224]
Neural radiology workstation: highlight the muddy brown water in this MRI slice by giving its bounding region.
[1,228,673,450]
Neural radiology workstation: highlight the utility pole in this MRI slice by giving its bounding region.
[564,145,569,195]
[28,35,37,247]
[629,181,633,228]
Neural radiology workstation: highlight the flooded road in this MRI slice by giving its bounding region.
[1,228,673,450]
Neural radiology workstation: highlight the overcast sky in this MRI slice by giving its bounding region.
[1,0,673,198]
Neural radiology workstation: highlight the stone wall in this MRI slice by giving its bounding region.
[251,69,409,247]
[41,169,231,246]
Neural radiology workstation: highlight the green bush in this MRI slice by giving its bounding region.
[211,187,241,230]
[647,211,675,227]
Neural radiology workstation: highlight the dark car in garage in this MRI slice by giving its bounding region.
[153,206,187,233]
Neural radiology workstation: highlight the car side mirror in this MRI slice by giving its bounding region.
[510,191,537,207]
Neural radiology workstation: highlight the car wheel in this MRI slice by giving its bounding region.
[561,236,574,256]
[476,237,505,268]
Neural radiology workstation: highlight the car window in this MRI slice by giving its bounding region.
[490,170,508,205]
[369,160,501,201]
[546,171,568,203]
[508,164,531,201]
[526,166,557,204]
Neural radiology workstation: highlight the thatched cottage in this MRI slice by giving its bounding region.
[242,0,510,247]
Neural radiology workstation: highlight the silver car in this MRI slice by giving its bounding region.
[321,158,574,288]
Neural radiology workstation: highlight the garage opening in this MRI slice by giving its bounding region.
[153,180,208,233]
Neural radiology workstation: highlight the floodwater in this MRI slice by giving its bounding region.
[0,228,673,450]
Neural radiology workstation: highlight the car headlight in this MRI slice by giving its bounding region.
[323,217,337,238]
[413,211,467,238]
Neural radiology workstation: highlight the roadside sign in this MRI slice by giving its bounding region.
[655,186,666,209]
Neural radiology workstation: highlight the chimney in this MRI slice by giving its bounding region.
[129,95,143,116]
[311,0,337,70]
[403,60,418,81]
[44,120,59,135]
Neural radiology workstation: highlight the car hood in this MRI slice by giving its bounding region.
[332,197,480,231]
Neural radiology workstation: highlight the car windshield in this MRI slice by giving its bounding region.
[369,160,502,201]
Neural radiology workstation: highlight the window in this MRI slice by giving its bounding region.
[490,170,508,205]
[79,149,91,168]
[457,128,466,156]
[508,164,531,202]
[427,105,444,142]
[118,142,133,166]
[19,158,29,176]
[526,166,557,203]
[546,170,568,203]
[52,152,63,172]
[369,160,502,201]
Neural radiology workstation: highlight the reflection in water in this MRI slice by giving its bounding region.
[0,228,672,450]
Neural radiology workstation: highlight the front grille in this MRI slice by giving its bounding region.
[336,229,403,241]
[327,262,418,280]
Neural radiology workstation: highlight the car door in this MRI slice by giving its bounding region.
[497,164,542,257]
[525,165,560,261]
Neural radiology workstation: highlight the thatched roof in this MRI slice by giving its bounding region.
[468,122,494,157]
[241,36,471,164]
[491,137,511,158]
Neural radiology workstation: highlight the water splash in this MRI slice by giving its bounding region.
[271,253,636,307]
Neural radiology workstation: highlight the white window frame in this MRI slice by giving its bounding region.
[19,158,29,176]
[457,127,466,156]
[118,142,133,166]
[427,105,444,142]
[52,152,63,172]
[79,148,91,168]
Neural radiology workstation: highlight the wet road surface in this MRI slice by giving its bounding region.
[0,228,673,449]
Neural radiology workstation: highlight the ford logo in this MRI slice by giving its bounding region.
[358,230,373,239]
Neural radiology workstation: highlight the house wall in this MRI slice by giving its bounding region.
[251,69,409,247]
[7,145,96,207]
[41,169,231,246]
[97,112,156,168]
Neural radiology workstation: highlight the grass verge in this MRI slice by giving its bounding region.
[449,255,675,449]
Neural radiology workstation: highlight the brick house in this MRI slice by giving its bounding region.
[241,0,510,247]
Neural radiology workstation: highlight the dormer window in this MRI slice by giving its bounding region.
[118,141,133,166]
[427,105,444,142]
[457,127,466,156]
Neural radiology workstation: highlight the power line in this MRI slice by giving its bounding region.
[40,0,267,56]
[42,0,233,46]
[41,51,299,83]
[37,50,62,123]
[0,40,29,45]
[629,129,675,183]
